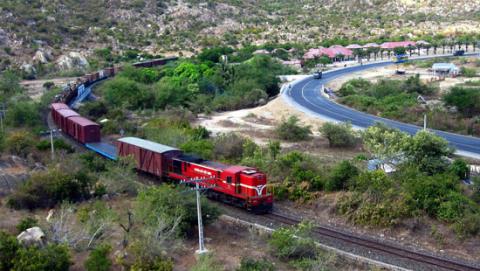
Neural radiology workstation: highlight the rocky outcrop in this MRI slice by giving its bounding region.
[0,28,8,45]
[33,49,52,64]
[56,52,89,71]
[17,227,45,247]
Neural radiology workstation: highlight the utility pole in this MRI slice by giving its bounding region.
[0,103,6,132]
[423,114,427,131]
[40,128,61,160]
[180,176,215,255]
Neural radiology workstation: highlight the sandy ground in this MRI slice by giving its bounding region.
[20,77,77,101]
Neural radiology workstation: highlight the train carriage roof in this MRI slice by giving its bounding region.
[118,137,179,154]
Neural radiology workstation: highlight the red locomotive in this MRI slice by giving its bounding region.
[117,137,273,213]
[49,56,273,213]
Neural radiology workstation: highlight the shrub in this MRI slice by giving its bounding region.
[453,212,480,238]
[437,192,476,222]
[12,244,71,271]
[325,161,359,192]
[275,116,311,141]
[190,254,222,271]
[5,101,41,128]
[269,222,317,260]
[319,122,357,148]
[0,231,20,271]
[130,258,174,271]
[448,159,469,180]
[5,130,35,157]
[443,86,480,117]
[36,139,74,153]
[180,139,214,159]
[460,66,477,77]
[16,217,38,233]
[84,244,112,271]
[236,258,275,271]
[8,169,93,210]
[101,77,154,109]
[213,133,248,161]
[134,185,220,236]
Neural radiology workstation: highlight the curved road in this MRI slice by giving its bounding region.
[285,58,480,158]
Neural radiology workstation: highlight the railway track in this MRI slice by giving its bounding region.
[265,212,480,271]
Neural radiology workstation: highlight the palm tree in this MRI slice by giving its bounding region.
[424,44,431,55]
[407,44,416,56]
[441,40,447,54]
[431,41,438,55]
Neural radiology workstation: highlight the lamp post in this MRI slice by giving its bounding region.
[180,176,215,255]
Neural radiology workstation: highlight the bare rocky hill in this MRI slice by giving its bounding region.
[0,0,479,71]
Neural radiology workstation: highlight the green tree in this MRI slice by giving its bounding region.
[0,70,23,102]
[5,101,41,128]
[393,46,406,55]
[443,86,480,117]
[269,222,316,260]
[362,123,407,167]
[402,131,453,174]
[101,77,154,109]
[319,122,357,148]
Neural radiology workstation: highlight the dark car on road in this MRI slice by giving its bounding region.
[453,50,465,56]
[313,71,323,79]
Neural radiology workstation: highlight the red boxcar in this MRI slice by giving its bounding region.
[55,109,80,131]
[116,137,183,176]
[51,103,70,125]
[67,116,101,143]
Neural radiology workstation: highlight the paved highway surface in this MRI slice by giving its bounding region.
[284,57,480,158]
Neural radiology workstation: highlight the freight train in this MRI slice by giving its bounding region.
[49,58,273,213]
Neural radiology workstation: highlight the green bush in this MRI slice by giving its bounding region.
[36,139,74,153]
[437,192,476,222]
[453,212,480,238]
[16,217,38,233]
[12,244,71,271]
[8,169,93,210]
[0,231,20,271]
[101,77,154,109]
[84,244,112,271]
[236,258,275,271]
[460,66,477,77]
[443,86,480,117]
[269,222,317,260]
[325,160,359,191]
[275,116,311,141]
[180,139,214,159]
[319,122,357,148]
[5,101,41,128]
[134,185,220,236]
[5,130,35,157]
[448,159,469,180]
[130,258,174,271]
[190,254,222,271]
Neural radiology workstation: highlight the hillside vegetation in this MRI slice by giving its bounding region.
[0,0,480,67]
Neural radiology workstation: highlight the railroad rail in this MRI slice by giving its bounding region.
[266,212,480,271]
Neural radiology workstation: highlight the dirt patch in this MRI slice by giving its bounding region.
[20,77,77,101]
